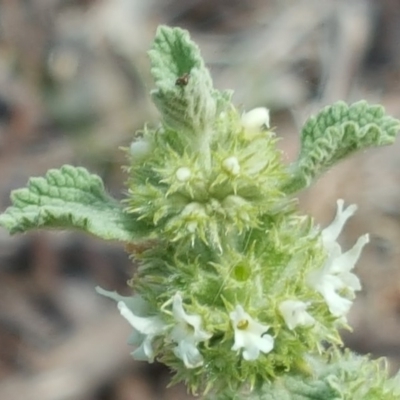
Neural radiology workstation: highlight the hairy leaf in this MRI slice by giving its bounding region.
[0,165,138,242]
[149,26,225,147]
[208,350,400,400]
[282,101,400,194]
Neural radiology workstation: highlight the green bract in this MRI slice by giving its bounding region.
[1,25,400,399]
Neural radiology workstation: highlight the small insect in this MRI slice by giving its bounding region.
[175,72,190,87]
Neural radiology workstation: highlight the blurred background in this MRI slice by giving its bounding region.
[1,0,400,398]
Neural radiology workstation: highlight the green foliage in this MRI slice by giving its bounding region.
[208,350,400,400]
[149,26,230,163]
[282,101,400,194]
[1,25,400,400]
[130,212,338,394]
[0,165,137,242]
[124,107,289,252]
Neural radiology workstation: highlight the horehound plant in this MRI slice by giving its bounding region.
[1,26,400,399]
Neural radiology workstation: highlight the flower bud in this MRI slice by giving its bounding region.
[176,167,191,182]
[222,156,240,175]
[241,107,270,137]
[130,138,152,161]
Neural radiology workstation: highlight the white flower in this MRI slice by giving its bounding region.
[222,156,240,175]
[327,235,368,291]
[241,107,270,135]
[96,287,165,362]
[169,293,211,368]
[118,301,165,361]
[307,199,370,317]
[279,300,315,330]
[321,199,357,252]
[173,340,204,369]
[310,269,353,317]
[230,305,274,361]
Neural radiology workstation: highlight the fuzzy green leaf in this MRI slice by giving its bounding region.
[0,165,137,242]
[149,26,222,144]
[208,375,336,400]
[282,101,400,194]
[208,350,400,400]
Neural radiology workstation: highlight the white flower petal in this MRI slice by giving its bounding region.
[279,300,315,330]
[118,301,165,335]
[96,287,166,361]
[96,286,149,315]
[172,293,193,322]
[169,293,211,368]
[130,346,148,361]
[309,200,368,317]
[171,293,211,343]
[173,340,204,368]
[241,107,270,132]
[321,199,357,250]
[117,301,165,361]
[232,329,274,361]
[130,335,156,361]
[312,272,352,316]
[322,286,353,317]
[330,234,369,274]
[127,330,144,346]
[339,271,361,292]
[230,305,274,360]
[243,336,274,361]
